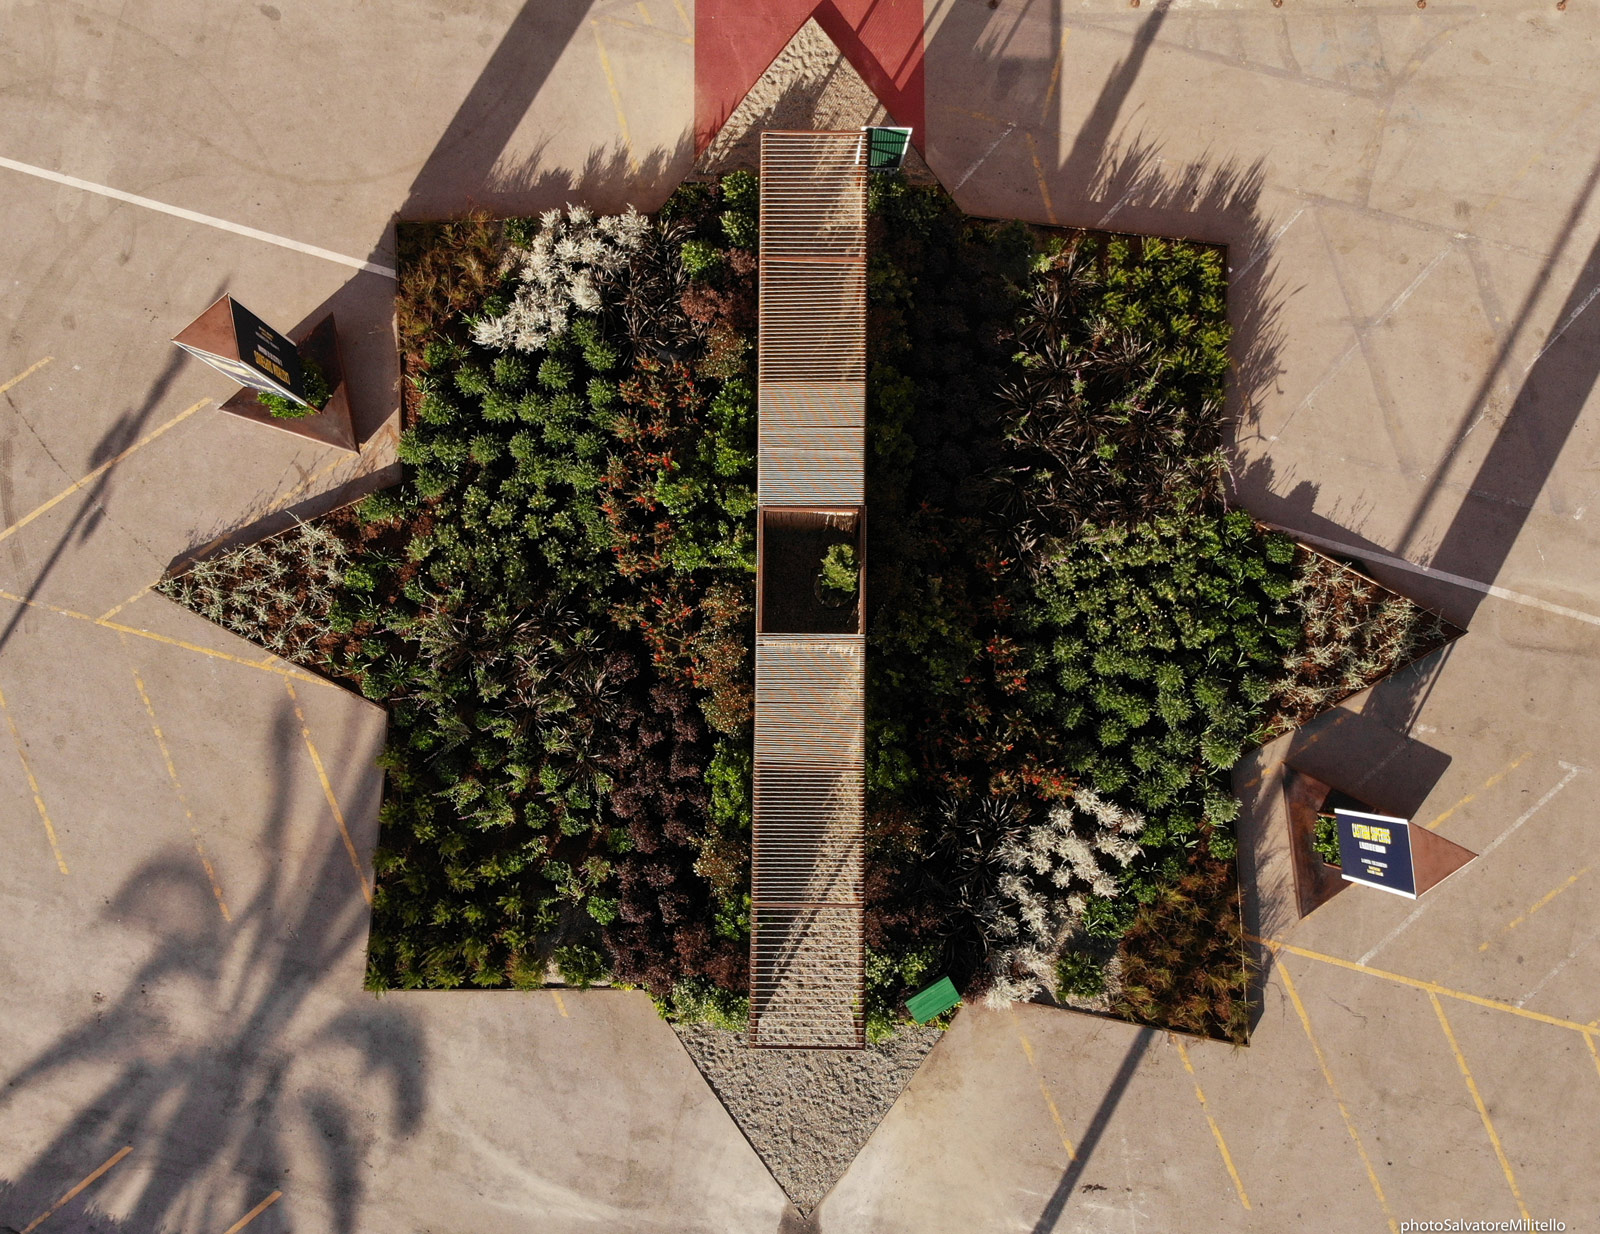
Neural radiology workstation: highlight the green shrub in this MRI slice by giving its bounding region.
[680,238,723,278]
[553,944,608,988]
[659,978,748,1030]
[257,356,332,420]
[1056,951,1107,999]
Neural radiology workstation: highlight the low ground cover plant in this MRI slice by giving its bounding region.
[167,173,1453,1042]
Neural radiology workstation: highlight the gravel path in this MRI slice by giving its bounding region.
[674,1024,944,1213]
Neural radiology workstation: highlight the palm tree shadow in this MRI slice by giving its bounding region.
[0,702,425,1234]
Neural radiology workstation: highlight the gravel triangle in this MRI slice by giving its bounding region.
[673,1024,943,1214]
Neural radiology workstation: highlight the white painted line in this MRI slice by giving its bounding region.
[1357,762,1587,967]
[1523,280,1600,374]
[0,154,396,279]
[1516,921,1600,1007]
[951,122,1017,192]
[1263,524,1600,630]
[1268,241,1454,441]
[1230,206,1305,283]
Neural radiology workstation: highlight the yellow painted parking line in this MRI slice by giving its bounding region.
[220,1190,282,1234]
[1278,962,1398,1234]
[98,582,154,622]
[1173,1036,1251,1210]
[1585,1031,1600,1084]
[1041,31,1068,122]
[0,398,208,546]
[592,24,638,173]
[1009,1010,1077,1161]
[1424,751,1532,830]
[0,678,68,874]
[129,657,232,921]
[1256,933,1600,1039]
[1429,993,1531,1221]
[0,585,335,687]
[284,679,372,904]
[0,356,53,396]
[552,990,569,1018]
[670,0,690,35]
[1024,131,1057,225]
[1481,866,1592,951]
[598,12,693,44]
[20,1144,132,1234]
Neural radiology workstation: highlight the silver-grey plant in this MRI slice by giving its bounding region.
[979,788,1146,1007]
[472,205,650,353]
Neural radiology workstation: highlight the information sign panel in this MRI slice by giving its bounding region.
[172,294,309,405]
[227,299,307,402]
[1335,808,1416,898]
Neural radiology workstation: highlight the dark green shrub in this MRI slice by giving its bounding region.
[257,356,332,420]
[554,944,608,988]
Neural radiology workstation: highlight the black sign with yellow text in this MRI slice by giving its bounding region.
[1335,808,1416,898]
[227,299,307,403]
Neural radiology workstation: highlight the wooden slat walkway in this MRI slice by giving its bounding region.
[750,131,868,1048]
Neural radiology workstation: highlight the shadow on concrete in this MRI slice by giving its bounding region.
[0,703,422,1234]
[1028,1027,1155,1234]
[0,340,203,659]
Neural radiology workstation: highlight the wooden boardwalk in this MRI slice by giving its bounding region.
[750,132,868,1048]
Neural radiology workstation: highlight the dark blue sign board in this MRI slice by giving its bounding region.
[1335,808,1416,898]
[172,294,309,406]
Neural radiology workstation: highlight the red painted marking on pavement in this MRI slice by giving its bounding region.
[695,0,926,154]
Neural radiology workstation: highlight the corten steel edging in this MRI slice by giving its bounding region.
[751,130,870,1047]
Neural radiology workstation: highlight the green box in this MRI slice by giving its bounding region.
[906,976,961,1024]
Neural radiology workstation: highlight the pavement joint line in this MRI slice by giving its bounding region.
[1429,992,1531,1221]
[1023,131,1057,225]
[0,676,68,874]
[0,356,53,396]
[1262,523,1600,630]
[591,24,638,175]
[219,1190,283,1234]
[1257,934,1600,1040]
[1277,961,1399,1234]
[129,651,232,922]
[19,1145,132,1234]
[0,155,397,279]
[1424,750,1532,830]
[1172,1035,1251,1210]
[0,398,210,546]
[552,990,570,1017]
[1008,1009,1077,1162]
[1481,865,1592,952]
[284,679,373,904]
[0,584,338,687]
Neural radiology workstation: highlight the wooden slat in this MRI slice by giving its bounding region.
[751,132,869,1048]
